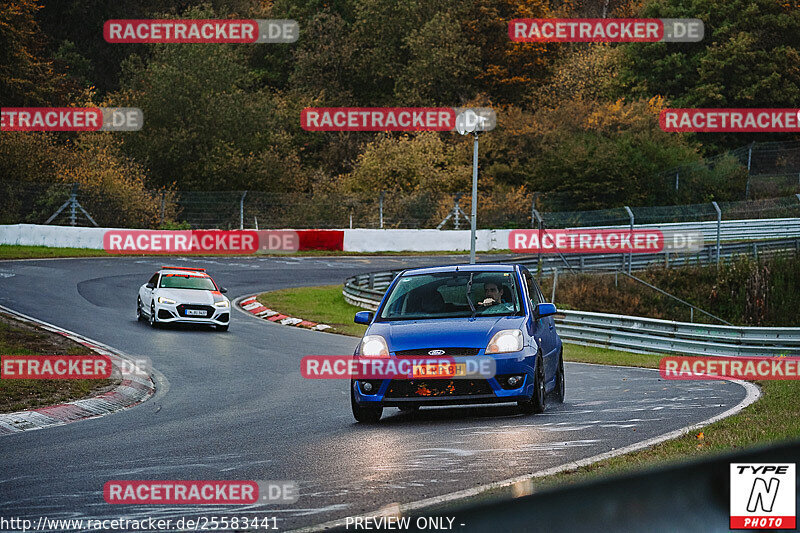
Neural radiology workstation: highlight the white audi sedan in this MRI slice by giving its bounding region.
[137,266,230,331]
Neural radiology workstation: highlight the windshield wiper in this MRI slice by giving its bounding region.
[465,272,477,319]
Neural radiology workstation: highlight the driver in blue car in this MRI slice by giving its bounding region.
[477,280,514,313]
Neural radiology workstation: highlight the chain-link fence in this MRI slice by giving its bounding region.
[4,180,800,231]
[4,140,800,229]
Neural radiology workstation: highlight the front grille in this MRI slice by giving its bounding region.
[394,348,480,357]
[384,379,493,398]
[176,304,214,318]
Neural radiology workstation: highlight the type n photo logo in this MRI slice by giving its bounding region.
[730,463,796,529]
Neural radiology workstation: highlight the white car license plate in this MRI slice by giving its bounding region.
[185,309,206,316]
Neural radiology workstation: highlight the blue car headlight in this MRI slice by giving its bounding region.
[360,335,389,357]
[486,330,523,354]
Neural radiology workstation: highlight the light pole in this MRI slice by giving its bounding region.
[469,130,479,264]
[456,110,487,264]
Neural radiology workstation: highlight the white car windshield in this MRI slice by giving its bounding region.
[379,271,522,320]
[159,274,217,291]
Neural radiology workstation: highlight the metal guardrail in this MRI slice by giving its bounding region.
[513,237,800,275]
[579,217,800,242]
[555,310,800,357]
[342,245,800,357]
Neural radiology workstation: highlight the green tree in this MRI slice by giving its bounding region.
[617,0,800,148]
[0,0,61,105]
[393,11,481,106]
[111,10,305,192]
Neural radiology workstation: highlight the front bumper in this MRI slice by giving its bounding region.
[352,350,538,406]
[155,302,230,325]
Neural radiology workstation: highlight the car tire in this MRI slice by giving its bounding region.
[350,381,382,423]
[518,353,546,414]
[553,350,565,403]
[149,303,158,328]
[136,297,144,321]
[217,324,229,332]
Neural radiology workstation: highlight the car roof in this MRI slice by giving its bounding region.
[398,263,519,276]
[158,266,210,276]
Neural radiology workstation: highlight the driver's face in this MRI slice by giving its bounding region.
[485,284,502,299]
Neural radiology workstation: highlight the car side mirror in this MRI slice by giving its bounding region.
[219,287,228,294]
[145,283,155,289]
[535,302,557,318]
[354,311,374,325]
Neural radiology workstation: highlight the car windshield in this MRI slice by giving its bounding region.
[379,271,522,320]
[159,274,217,291]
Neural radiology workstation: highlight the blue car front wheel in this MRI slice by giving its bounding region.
[518,353,546,414]
[351,380,383,423]
[552,350,565,403]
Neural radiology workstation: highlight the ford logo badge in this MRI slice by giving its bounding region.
[428,349,446,356]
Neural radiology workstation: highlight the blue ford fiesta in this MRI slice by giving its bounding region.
[350,264,564,423]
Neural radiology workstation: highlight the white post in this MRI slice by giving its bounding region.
[624,206,634,274]
[712,201,721,266]
[239,191,247,230]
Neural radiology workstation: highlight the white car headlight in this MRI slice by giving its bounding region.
[157,296,176,304]
[486,329,523,354]
[360,335,389,357]
[214,300,230,308]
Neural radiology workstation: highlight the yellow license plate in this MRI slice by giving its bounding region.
[412,363,466,378]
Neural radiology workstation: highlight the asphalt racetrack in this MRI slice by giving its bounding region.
[0,256,751,531]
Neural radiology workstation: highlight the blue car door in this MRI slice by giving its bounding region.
[521,268,558,381]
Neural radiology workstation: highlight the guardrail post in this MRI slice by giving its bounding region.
[624,206,634,274]
[533,208,544,270]
[239,191,247,230]
[711,201,721,266]
[753,242,758,259]
[690,308,694,323]
[368,273,375,290]
[379,191,385,229]
[551,268,558,303]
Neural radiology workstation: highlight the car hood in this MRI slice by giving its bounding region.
[369,315,527,351]
[156,288,224,305]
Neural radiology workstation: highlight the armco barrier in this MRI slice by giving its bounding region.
[343,270,800,357]
[576,217,800,242]
[513,236,800,274]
